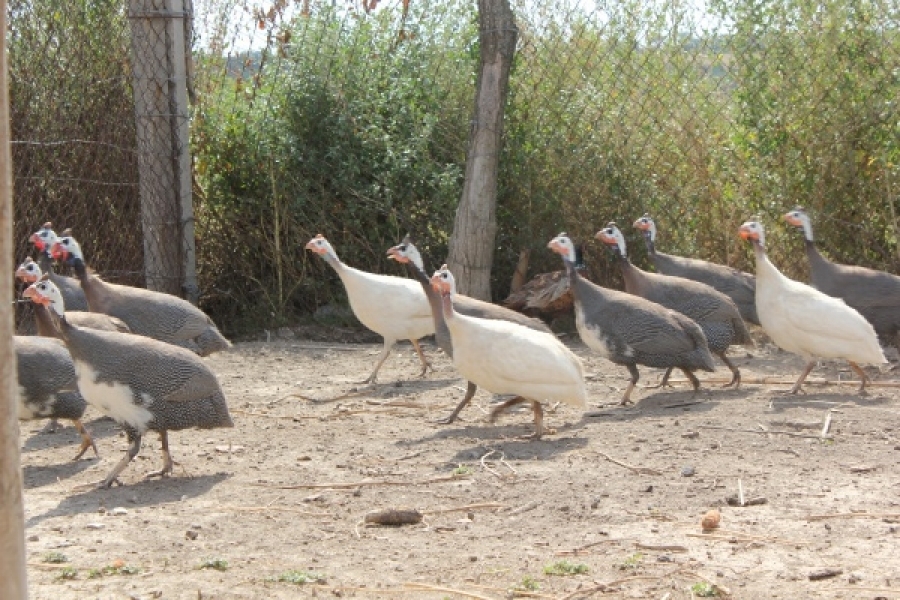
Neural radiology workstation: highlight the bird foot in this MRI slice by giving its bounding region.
[72,439,99,461]
[40,419,61,434]
[434,414,460,425]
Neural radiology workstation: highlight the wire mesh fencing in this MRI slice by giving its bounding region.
[10,0,900,333]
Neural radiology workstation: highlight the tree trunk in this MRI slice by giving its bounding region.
[446,0,517,300]
[0,0,29,593]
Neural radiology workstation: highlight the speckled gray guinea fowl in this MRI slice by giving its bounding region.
[633,214,759,325]
[50,233,231,357]
[387,235,551,423]
[14,335,97,459]
[29,224,90,312]
[785,207,900,353]
[548,233,715,405]
[16,257,131,338]
[23,278,233,488]
[597,223,753,388]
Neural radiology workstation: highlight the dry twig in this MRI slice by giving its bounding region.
[249,473,469,490]
[598,452,662,475]
[403,582,499,600]
[698,425,830,439]
[806,511,900,522]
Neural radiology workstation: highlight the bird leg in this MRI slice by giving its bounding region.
[847,361,870,396]
[99,433,142,489]
[489,397,549,439]
[436,380,477,424]
[362,340,395,384]
[788,361,817,394]
[410,338,432,378]
[717,353,741,388]
[71,419,98,460]
[145,431,176,479]
[644,367,674,389]
[683,369,702,394]
[621,364,640,405]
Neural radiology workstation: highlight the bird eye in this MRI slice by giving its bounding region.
[399,245,406,251]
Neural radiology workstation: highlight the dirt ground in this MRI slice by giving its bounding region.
[19,324,900,600]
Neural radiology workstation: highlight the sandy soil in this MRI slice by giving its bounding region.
[19,327,900,600]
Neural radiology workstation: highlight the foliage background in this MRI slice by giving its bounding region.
[10,0,900,334]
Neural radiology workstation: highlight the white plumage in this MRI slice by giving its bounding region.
[740,220,886,393]
[432,266,586,438]
[306,234,434,382]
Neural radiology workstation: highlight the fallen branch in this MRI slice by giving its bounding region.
[667,377,900,388]
[598,452,662,476]
[634,543,688,553]
[806,511,900,522]
[223,505,331,517]
[249,473,469,490]
[698,425,831,440]
[555,538,622,556]
[423,502,506,516]
[403,582,499,600]
[508,501,540,516]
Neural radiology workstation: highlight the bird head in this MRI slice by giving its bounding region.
[304,234,336,260]
[783,206,814,242]
[50,233,84,263]
[15,257,43,283]
[632,213,657,241]
[29,222,58,252]
[738,220,765,246]
[386,235,424,270]
[430,264,456,296]
[547,232,577,262]
[595,222,627,256]
[23,276,65,317]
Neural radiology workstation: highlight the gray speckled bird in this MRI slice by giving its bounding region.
[633,214,759,325]
[16,256,131,338]
[597,223,753,388]
[387,236,552,423]
[29,223,89,312]
[50,233,231,357]
[15,335,97,459]
[548,233,715,405]
[24,278,234,488]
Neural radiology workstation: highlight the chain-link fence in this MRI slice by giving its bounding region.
[10,0,900,334]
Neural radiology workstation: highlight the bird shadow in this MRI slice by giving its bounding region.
[582,386,754,421]
[21,416,120,455]
[23,460,97,490]
[295,377,461,403]
[763,391,893,413]
[25,472,232,529]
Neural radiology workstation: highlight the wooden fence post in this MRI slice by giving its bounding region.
[0,0,29,594]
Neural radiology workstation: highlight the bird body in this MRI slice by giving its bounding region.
[634,214,758,325]
[784,207,900,351]
[50,235,231,356]
[14,335,97,459]
[548,233,715,404]
[597,223,752,387]
[740,220,886,394]
[387,237,551,422]
[432,266,585,438]
[307,234,434,383]
[23,278,233,487]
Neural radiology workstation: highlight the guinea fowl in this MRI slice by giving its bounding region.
[23,278,234,488]
[306,234,434,383]
[548,233,715,404]
[50,233,232,356]
[784,207,900,352]
[16,257,131,337]
[739,220,887,394]
[430,266,586,438]
[29,222,89,311]
[387,236,551,423]
[596,223,753,388]
[15,335,98,460]
[633,214,758,325]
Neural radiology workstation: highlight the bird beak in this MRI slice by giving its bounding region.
[49,242,68,260]
[632,218,647,230]
[386,246,403,262]
[594,230,616,246]
[738,225,756,241]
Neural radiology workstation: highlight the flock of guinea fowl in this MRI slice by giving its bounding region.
[12,207,900,487]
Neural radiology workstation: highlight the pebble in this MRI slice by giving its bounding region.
[27,534,39,542]
[85,522,105,530]
[185,530,199,540]
[111,507,128,516]
[681,465,696,477]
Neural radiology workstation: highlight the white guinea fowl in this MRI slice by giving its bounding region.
[306,234,434,383]
[739,220,887,394]
[431,265,586,438]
